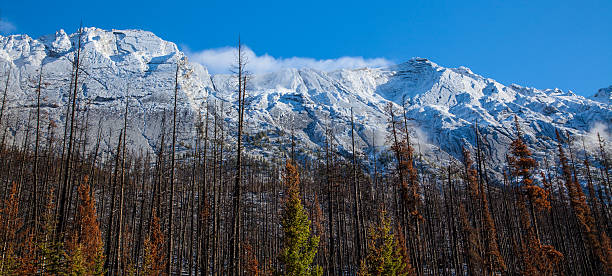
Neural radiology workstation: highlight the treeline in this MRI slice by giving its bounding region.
[0,32,611,275]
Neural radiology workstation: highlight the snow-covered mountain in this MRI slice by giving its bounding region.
[0,28,610,168]
[592,86,612,105]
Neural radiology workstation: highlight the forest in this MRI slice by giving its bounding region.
[0,30,611,276]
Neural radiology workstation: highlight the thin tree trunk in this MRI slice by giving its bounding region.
[167,64,180,275]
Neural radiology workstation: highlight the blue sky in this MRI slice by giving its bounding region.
[1,0,610,96]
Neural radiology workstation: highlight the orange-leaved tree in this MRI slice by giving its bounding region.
[556,130,612,274]
[144,209,167,276]
[510,117,561,275]
[0,183,22,274]
[69,178,105,275]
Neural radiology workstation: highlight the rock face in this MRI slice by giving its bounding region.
[592,86,612,105]
[0,28,610,168]
[0,28,214,153]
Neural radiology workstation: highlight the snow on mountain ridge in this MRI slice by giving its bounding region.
[0,27,214,153]
[592,86,612,105]
[0,28,610,169]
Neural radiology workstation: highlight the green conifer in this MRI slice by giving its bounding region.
[359,211,408,276]
[39,190,68,275]
[279,160,322,276]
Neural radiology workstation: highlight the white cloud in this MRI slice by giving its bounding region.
[185,46,393,75]
[0,19,16,34]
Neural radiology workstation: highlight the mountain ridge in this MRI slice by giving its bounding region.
[0,27,610,169]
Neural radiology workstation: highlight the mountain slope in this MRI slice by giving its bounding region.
[0,28,610,168]
[592,86,612,105]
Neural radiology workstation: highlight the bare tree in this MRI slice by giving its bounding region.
[58,24,84,238]
[168,63,180,275]
[229,36,248,276]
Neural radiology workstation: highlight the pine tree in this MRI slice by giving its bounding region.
[144,210,167,276]
[359,210,407,276]
[458,203,483,275]
[481,183,506,274]
[39,189,68,275]
[67,243,87,276]
[510,117,549,213]
[17,230,37,275]
[516,196,563,275]
[463,148,506,273]
[395,226,416,276]
[244,242,261,276]
[279,160,322,276]
[0,183,21,274]
[71,178,105,275]
[509,119,561,275]
[556,130,612,274]
[387,103,423,274]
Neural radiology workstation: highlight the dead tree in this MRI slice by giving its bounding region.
[350,108,363,263]
[229,37,247,276]
[58,25,84,238]
[167,64,180,275]
[0,69,10,140]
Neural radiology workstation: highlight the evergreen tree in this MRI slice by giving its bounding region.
[395,226,416,276]
[0,183,21,274]
[517,194,563,275]
[17,230,37,275]
[39,190,68,275]
[359,211,408,276]
[279,160,322,276]
[144,210,167,276]
[510,117,550,213]
[556,130,612,274]
[458,203,483,275]
[67,244,87,276]
[509,119,561,275]
[463,148,506,273]
[71,179,105,275]
[244,242,261,276]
